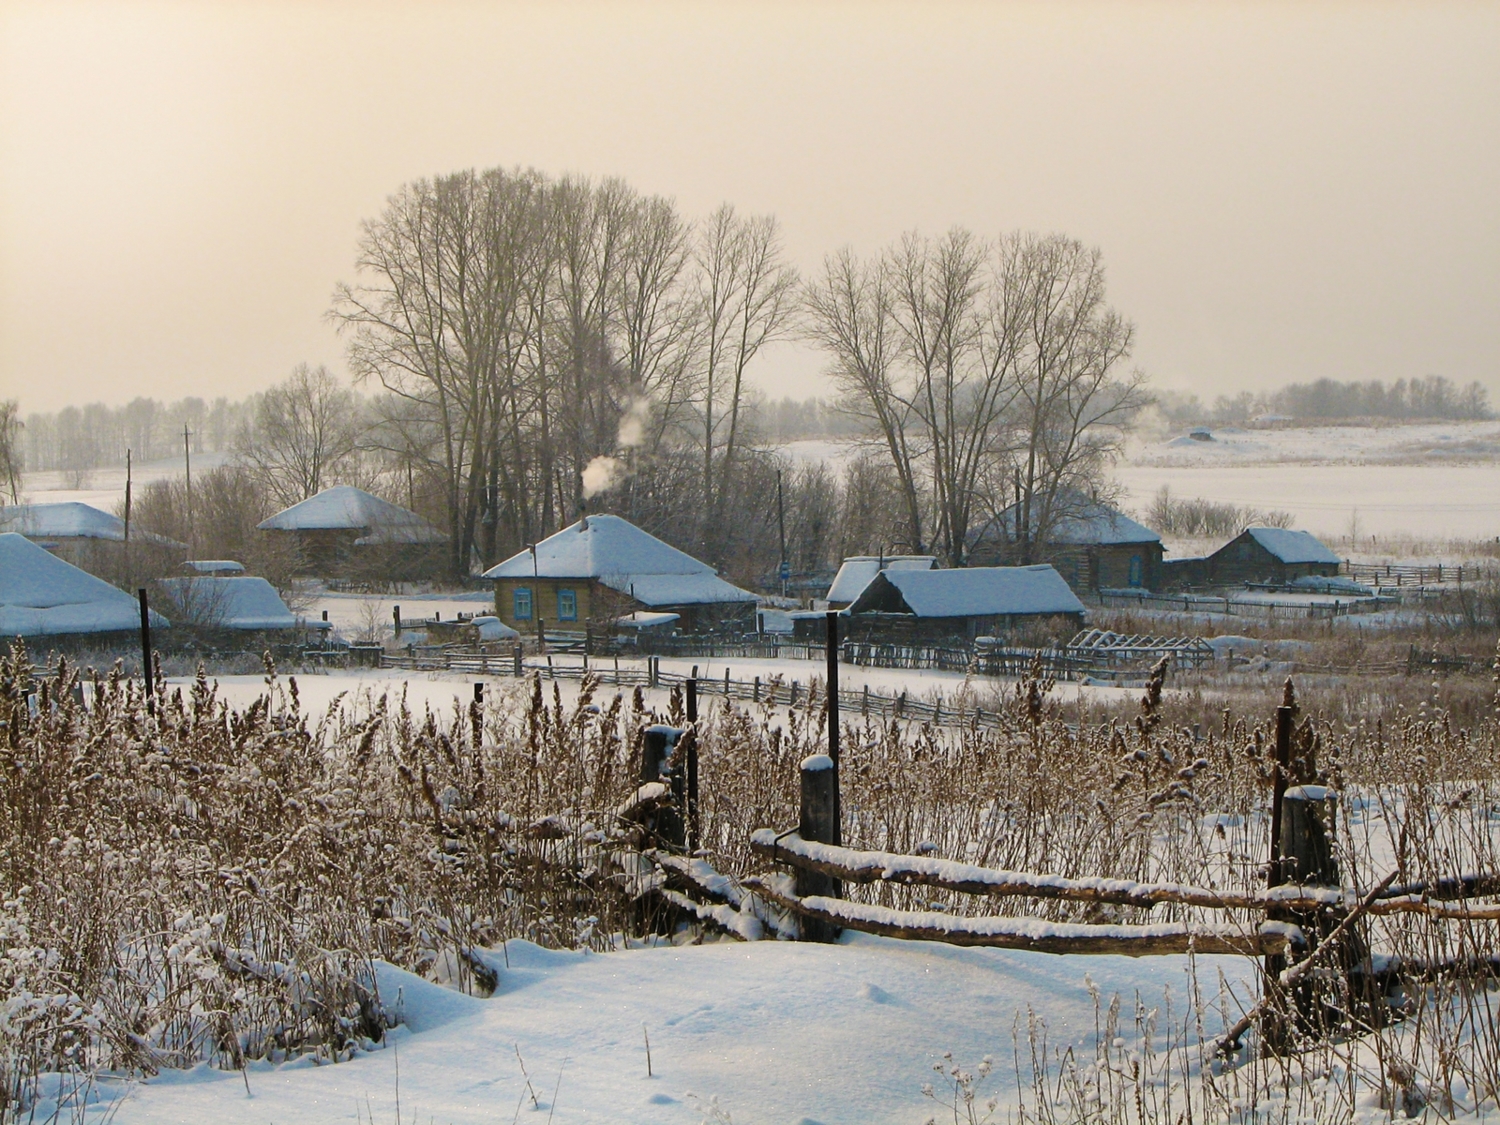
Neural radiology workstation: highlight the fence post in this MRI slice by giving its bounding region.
[471,682,484,748]
[137,588,155,717]
[686,676,698,724]
[393,604,401,638]
[753,676,760,702]
[796,753,842,942]
[513,643,523,677]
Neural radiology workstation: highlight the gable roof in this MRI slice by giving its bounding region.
[482,515,757,606]
[0,532,170,636]
[849,565,1086,619]
[157,576,320,631]
[969,493,1160,549]
[257,486,444,542]
[0,502,185,548]
[1240,527,1342,565]
[826,556,937,605]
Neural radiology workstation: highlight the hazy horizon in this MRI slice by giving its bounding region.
[3,0,1497,414]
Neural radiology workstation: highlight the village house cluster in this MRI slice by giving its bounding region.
[0,481,1347,654]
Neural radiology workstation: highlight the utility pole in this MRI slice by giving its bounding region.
[183,423,194,556]
[123,449,133,586]
[776,468,788,600]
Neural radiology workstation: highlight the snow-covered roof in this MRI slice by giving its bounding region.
[1243,528,1341,565]
[615,611,680,630]
[483,515,757,607]
[157,576,322,631]
[826,556,936,605]
[257,486,444,542]
[0,532,170,636]
[969,493,1160,549]
[850,565,1087,619]
[471,615,521,641]
[0,502,185,548]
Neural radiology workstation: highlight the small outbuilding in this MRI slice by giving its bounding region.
[256,486,446,580]
[966,494,1164,593]
[1207,528,1342,586]
[825,555,937,610]
[156,575,325,635]
[483,515,758,635]
[0,532,170,640]
[844,564,1087,643]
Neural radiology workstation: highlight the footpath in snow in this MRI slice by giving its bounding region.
[102,934,1253,1125]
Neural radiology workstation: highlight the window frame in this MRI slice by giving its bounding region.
[556,588,578,621]
[513,586,533,620]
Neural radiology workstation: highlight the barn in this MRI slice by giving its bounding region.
[966,495,1163,593]
[844,564,1086,644]
[256,486,446,580]
[483,515,758,635]
[1207,527,1342,586]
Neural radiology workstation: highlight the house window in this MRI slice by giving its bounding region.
[1128,555,1143,588]
[557,589,578,621]
[513,587,532,620]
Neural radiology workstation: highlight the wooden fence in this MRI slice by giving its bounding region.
[1341,560,1495,587]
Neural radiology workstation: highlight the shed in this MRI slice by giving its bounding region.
[845,564,1086,643]
[156,576,325,633]
[966,494,1164,593]
[0,532,170,638]
[1207,528,1341,586]
[825,555,937,610]
[483,515,758,634]
[257,486,446,579]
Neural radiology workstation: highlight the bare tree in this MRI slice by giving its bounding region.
[801,248,925,552]
[0,401,22,504]
[694,205,797,553]
[804,229,1147,568]
[1005,233,1149,560]
[236,364,364,508]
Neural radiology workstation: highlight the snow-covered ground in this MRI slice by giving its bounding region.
[16,452,234,512]
[176,661,1142,724]
[1116,463,1500,541]
[97,935,1254,1125]
[1127,421,1500,467]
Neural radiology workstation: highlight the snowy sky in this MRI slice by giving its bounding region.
[1,0,1497,413]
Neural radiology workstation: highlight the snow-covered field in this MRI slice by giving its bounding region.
[1128,420,1500,468]
[1115,463,1500,541]
[97,936,1252,1125]
[178,660,1141,724]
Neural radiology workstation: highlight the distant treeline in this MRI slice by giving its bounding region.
[18,396,257,475]
[1161,375,1492,426]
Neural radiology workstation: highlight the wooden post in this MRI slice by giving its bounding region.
[471,682,484,748]
[753,676,760,702]
[641,725,670,783]
[824,611,842,842]
[393,604,401,638]
[137,588,154,717]
[1262,696,1295,1052]
[686,676,698,724]
[513,643,523,677]
[796,753,842,942]
[640,725,686,850]
[685,727,700,853]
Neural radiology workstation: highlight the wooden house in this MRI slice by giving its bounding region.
[0,501,185,581]
[483,515,758,635]
[256,486,446,580]
[1207,528,1342,586]
[966,494,1164,593]
[844,564,1086,643]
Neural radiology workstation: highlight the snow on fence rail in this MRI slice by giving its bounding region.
[1096,589,1388,619]
[1340,560,1495,587]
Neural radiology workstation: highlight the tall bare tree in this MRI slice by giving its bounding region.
[694,205,797,554]
[235,364,364,509]
[0,401,22,504]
